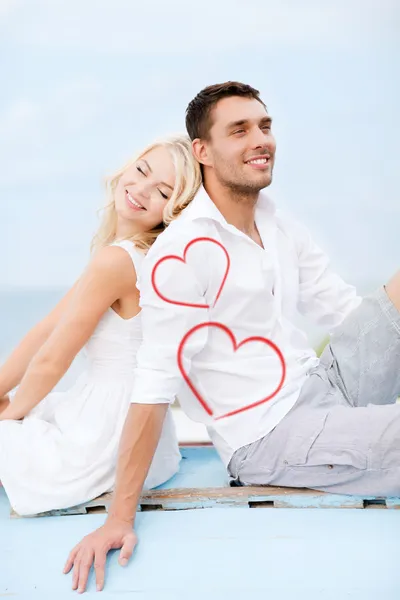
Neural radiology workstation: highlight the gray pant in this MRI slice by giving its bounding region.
[228,286,400,496]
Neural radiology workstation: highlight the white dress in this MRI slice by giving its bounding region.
[0,240,181,516]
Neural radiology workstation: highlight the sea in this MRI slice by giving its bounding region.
[0,280,380,389]
[0,288,87,391]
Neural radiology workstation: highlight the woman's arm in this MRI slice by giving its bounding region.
[0,395,10,415]
[0,246,137,421]
[0,281,81,398]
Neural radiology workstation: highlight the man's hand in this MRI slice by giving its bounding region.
[63,518,137,593]
[63,403,169,592]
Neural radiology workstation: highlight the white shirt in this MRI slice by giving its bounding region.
[131,186,361,466]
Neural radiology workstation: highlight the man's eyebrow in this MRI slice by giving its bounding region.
[225,116,273,130]
[142,159,174,191]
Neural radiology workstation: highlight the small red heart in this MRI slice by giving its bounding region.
[177,322,286,420]
[151,237,230,309]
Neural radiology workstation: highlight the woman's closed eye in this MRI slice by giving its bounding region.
[137,164,169,199]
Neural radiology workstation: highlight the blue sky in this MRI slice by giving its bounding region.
[0,0,398,290]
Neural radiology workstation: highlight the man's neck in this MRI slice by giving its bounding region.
[203,177,260,238]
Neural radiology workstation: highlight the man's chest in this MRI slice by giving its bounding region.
[202,223,300,321]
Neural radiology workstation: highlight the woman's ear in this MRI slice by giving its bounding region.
[192,139,212,167]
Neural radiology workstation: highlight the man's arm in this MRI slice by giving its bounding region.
[64,229,211,593]
[64,403,168,593]
[292,218,362,330]
[108,403,169,524]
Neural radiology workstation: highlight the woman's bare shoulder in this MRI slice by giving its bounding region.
[84,245,138,293]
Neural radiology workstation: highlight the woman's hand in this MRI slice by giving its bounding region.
[63,517,137,593]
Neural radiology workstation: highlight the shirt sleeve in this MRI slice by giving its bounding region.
[130,230,211,405]
[292,219,362,330]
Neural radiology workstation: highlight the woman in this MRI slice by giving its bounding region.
[0,135,202,516]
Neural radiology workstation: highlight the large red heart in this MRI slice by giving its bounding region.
[151,237,230,309]
[177,322,286,420]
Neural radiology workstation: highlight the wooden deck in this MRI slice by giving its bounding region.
[2,445,400,598]
[11,445,400,517]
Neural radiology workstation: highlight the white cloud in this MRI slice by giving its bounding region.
[0,68,198,185]
[0,78,106,184]
[0,79,102,142]
[0,99,39,140]
[0,0,398,288]
[0,0,398,53]
[0,0,19,18]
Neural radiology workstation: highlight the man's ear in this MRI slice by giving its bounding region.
[192,138,212,167]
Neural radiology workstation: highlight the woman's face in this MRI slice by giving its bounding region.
[114,146,176,232]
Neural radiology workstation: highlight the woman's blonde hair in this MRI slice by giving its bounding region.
[91,135,202,253]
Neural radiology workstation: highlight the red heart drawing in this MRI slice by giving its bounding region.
[151,237,230,309]
[177,322,286,420]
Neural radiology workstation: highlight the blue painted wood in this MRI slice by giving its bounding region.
[8,446,400,517]
[157,447,400,512]
[158,445,229,489]
[1,484,400,599]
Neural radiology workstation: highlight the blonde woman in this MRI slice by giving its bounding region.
[0,135,201,516]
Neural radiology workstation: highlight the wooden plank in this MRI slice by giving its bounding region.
[8,445,400,517]
[10,485,400,518]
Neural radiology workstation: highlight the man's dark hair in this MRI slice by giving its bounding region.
[185,81,266,141]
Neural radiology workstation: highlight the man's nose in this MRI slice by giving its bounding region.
[250,127,272,150]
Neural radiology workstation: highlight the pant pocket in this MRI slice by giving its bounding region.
[284,409,368,472]
[287,444,368,470]
[284,411,330,466]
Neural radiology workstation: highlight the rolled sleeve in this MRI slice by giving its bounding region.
[131,232,210,405]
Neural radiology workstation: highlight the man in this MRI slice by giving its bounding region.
[64,82,400,593]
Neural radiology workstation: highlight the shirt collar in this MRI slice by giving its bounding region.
[182,184,276,227]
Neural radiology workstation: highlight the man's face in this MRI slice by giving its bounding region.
[203,96,276,194]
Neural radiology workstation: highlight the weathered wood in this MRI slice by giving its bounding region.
[9,445,400,517]
[10,485,400,518]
